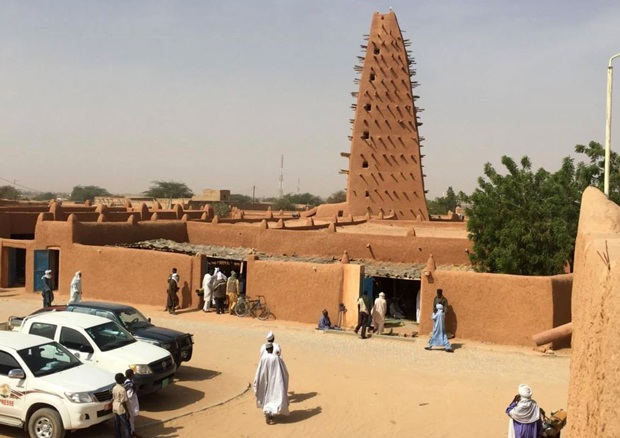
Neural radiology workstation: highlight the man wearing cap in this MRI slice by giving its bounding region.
[253,342,289,425]
[260,332,282,358]
[68,271,82,304]
[41,269,54,307]
[371,292,388,334]
[506,384,543,438]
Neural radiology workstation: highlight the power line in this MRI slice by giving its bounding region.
[0,176,44,193]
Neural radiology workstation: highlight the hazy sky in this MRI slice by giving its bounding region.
[2,1,620,199]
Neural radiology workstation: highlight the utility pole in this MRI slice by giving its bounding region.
[278,155,284,198]
[252,185,255,204]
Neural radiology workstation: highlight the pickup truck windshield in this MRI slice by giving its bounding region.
[18,342,82,377]
[116,308,151,330]
[85,321,136,352]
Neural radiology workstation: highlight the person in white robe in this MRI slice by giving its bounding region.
[253,342,289,424]
[123,369,140,438]
[202,269,214,312]
[67,271,82,304]
[259,331,282,358]
[371,292,387,334]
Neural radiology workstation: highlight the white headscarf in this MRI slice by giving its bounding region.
[508,384,540,428]
[435,303,444,311]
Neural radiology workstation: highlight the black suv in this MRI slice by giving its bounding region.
[66,301,193,366]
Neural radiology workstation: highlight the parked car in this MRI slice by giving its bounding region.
[0,331,115,438]
[10,302,194,367]
[18,312,176,395]
[65,302,194,366]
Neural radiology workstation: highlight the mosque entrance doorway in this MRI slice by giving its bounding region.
[367,276,421,323]
[2,247,26,287]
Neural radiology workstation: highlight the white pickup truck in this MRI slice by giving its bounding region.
[18,312,176,395]
[0,331,115,438]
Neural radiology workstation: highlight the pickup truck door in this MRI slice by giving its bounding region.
[57,327,97,364]
[0,350,26,426]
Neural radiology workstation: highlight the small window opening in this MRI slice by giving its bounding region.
[362,161,369,168]
[374,47,380,55]
[364,103,372,111]
[365,191,370,198]
[362,131,369,139]
[369,73,376,81]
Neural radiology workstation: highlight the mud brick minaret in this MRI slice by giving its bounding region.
[342,11,429,220]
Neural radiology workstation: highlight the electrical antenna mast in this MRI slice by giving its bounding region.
[278,155,284,198]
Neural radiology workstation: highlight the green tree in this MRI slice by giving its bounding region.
[272,197,296,211]
[32,192,57,201]
[212,202,231,218]
[326,190,347,203]
[427,186,466,215]
[69,185,110,203]
[0,185,21,200]
[230,193,254,207]
[143,181,193,198]
[466,156,581,275]
[574,141,620,204]
[286,192,324,206]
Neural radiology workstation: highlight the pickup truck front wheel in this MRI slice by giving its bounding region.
[28,407,66,438]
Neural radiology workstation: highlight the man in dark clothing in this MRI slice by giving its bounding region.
[354,291,371,339]
[433,289,448,310]
[166,268,179,315]
[212,270,227,314]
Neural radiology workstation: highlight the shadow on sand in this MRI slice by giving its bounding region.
[288,391,318,403]
[278,406,322,424]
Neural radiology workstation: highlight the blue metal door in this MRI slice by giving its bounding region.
[33,250,49,291]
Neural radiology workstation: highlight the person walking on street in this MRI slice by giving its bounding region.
[260,331,282,357]
[113,372,132,438]
[425,303,453,352]
[371,292,388,334]
[124,369,140,438]
[67,271,82,304]
[41,269,54,308]
[166,268,180,314]
[212,268,227,314]
[226,271,239,314]
[202,269,214,312]
[253,342,290,425]
[354,291,371,339]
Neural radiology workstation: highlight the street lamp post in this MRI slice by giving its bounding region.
[604,53,620,197]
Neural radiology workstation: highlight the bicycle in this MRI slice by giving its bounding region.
[234,295,271,320]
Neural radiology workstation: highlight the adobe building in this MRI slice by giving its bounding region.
[318,11,428,220]
[0,10,571,349]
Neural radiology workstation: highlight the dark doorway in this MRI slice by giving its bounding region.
[6,248,26,287]
[371,276,421,322]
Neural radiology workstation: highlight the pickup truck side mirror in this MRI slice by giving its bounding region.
[8,369,25,379]
[79,345,94,354]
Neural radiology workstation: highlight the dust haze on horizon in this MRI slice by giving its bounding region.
[1,1,619,200]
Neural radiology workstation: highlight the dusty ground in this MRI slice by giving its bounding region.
[0,288,569,438]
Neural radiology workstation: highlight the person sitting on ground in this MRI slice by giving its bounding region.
[317,309,340,330]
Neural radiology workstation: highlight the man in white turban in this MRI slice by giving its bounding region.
[424,303,453,352]
[506,384,543,438]
[259,331,282,358]
[371,292,388,334]
[253,342,289,425]
[68,271,82,304]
